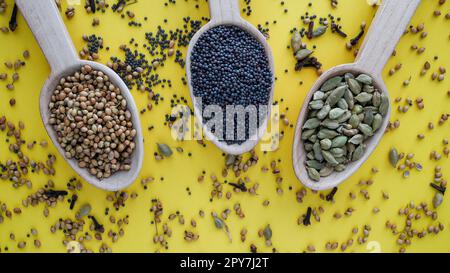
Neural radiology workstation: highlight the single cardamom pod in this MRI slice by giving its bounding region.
[337,98,349,110]
[433,192,444,208]
[306,160,324,170]
[316,104,331,120]
[355,92,373,103]
[157,143,173,157]
[352,144,364,161]
[291,31,302,53]
[318,129,340,139]
[78,204,91,218]
[355,74,373,85]
[302,129,316,140]
[348,134,364,145]
[307,167,321,181]
[295,49,314,61]
[325,85,347,106]
[320,138,332,150]
[334,164,346,172]
[347,78,362,95]
[358,123,373,136]
[309,100,324,110]
[303,118,321,129]
[263,225,273,240]
[322,150,339,165]
[313,142,323,161]
[379,94,389,116]
[312,25,327,37]
[348,114,360,128]
[336,111,351,123]
[321,119,340,130]
[389,148,399,167]
[372,114,383,132]
[331,136,348,148]
[372,91,381,107]
[329,108,346,119]
[319,166,334,177]
[321,76,343,92]
[313,91,325,100]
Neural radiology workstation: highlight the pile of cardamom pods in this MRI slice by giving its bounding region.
[301,73,388,182]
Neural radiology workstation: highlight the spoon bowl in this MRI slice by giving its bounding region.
[186,0,275,155]
[292,0,421,191]
[293,63,390,191]
[16,0,144,191]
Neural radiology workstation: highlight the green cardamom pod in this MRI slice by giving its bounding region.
[157,143,173,157]
[306,160,324,170]
[347,78,362,95]
[329,108,345,119]
[313,142,323,161]
[321,76,342,92]
[389,148,399,167]
[348,114,360,128]
[337,98,349,110]
[291,31,302,53]
[303,118,321,129]
[318,129,340,139]
[355,74,373,85]
[355,92,373,103]
[352,144,365,161]
[325,85,346,106]
[309,99,324,110]
[295,49,314,61]
[331,136,348,148]
[307,167,321,182]
[319,166,334,177]
[372,114,383,132]
[336,111,351,123]
[379,94,389,116]
[312,25,327,37]
[321,119,340,130]
[317,104,331,120]
[322,150,339,165]
[302,129,316,140]
[320,138,332,150]
[358,123,373,136]
[348,134,364,145]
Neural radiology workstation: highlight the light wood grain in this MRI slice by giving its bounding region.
[292,0,421,191]
[16,0,144,191]
[186,0,275,155]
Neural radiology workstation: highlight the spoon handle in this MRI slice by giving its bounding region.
[209,0,241,23]
[355,0,421,77]
[15,0,79,75]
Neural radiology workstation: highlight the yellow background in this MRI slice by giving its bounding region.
[0,0,449,253]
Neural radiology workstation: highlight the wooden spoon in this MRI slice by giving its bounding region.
[16,0,144,191]
[186,0,275,155]
[293,0,421,191]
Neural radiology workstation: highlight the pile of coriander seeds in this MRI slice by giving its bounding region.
[48,65,136,179]
[301,73,388,182]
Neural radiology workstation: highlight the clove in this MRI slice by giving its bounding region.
[430,183,446,194]
[326,187,338,202]
[229,182,247,192]
[88,215,105,233]
[303,207,312,226]
[44,190,68,198]
[69,194,78,210]
[9,4,18,32]
[350,26,365,46]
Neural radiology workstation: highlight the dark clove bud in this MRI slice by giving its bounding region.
[326,187,338,202]
[303,207,312,226]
